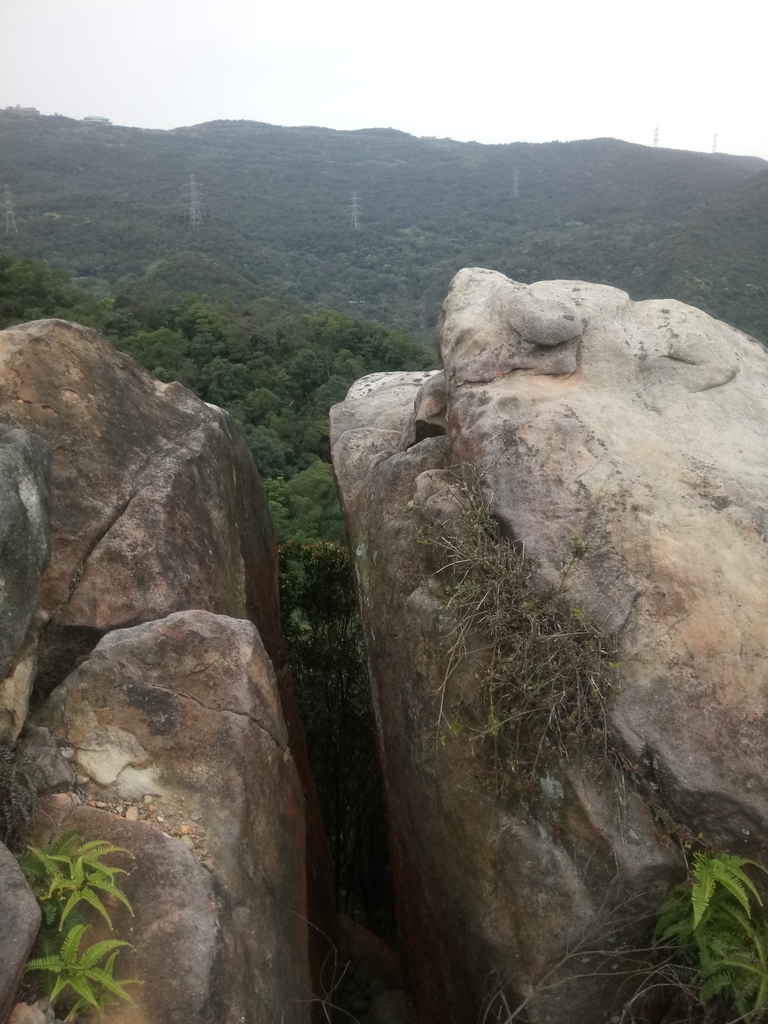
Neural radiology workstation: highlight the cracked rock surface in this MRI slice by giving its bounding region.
[34,609,311,1024]
[0,318,279,696]
[331,269,768,1024]
[0,318,334,1017]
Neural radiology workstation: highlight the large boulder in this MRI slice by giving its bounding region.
[0,842,41,1024]
[0,425,51,742]
[0,319,278,689]
[330,268,768,1024]
[34,610,311,1024]
[0,318,335,985]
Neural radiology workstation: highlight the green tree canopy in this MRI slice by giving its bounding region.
[0,258,437,542]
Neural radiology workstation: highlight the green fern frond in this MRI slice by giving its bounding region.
[87,875,134,916]
[16,849,49,881]
[691,870,718,928]
[26,847,65,882]
[49,829,83,856]
[71,856,85,888]
[77,843,133,880]
[86,966,138,1003]
[60,924,88,965]
[40,900,59,926]
[655,884,695,943]
[78,939,132,971]
[57,971,99,1009]
[25,955,65,973]
[77,839,133,860]
[710,957,766,979]
[45,874,76,897]
[101,951,119,977]
[692,852,765,927]
[59,885,112,930]
[700,968,740,1003]
[709,897,756,941]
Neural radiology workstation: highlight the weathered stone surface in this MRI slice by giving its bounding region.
[0,319,276,680]
[329,371,441,448]
[0,621,45,749]
[7,998,58,1024]
[35,610,312,1024]
[331,269,768,1024]
[0,425,50,742]
[0,318,336,984]
[399,371,447,449]
[0,842,41,1024]
[16,726,75,795]
[437,267,583,384]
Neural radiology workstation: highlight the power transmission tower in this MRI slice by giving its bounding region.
[712,133,718,154]
[183,174,203,228]
[350,192,361,229]
[4,185,18,236]
[512,167,519,199]
[653,125,660,150]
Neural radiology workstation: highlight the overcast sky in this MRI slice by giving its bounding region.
[3,0,766,160]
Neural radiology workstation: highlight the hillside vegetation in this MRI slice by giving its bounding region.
[1,111,766,342]
[0,255,434,542]
[649,168,768,340]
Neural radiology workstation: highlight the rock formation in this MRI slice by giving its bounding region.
[0,319,333,1023]
[0,319,279,702]
[0,425,50,742]
[32,610,310,1024]
[0,845,41,1024]
[331,268,768,1024]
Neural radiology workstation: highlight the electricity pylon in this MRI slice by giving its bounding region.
[183,175,203,228]
[712,133,718,154]
[351,192,361,229]
[653,125,660,149]
[4,186,18,235]
[512,167,519,199]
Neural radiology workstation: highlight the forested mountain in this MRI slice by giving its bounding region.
[649,169,768,341]
[1,110,766,342]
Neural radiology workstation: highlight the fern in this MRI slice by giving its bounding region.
[19,830,134,931]
[18,829,139,1018]
[691,852,765,926]
[25,923,138,1021]
[656,852,768,1022]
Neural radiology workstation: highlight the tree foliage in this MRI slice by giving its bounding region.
[1,111,767,343]
[0,255,102,328]
[0,258,435,542]
[280,542,394,937]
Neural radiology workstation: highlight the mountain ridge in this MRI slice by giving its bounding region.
[1,112,766,341]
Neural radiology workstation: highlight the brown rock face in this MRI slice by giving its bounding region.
[0,318,335,988]
[0,319,278,686]
[35,610,311,1024]
[331,269,768,1024]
